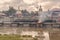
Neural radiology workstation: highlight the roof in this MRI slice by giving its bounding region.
[51,8,60,12]
[0,13,6,16]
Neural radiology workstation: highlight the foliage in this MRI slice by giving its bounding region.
[21,10,30,16]
[2,7,16,16]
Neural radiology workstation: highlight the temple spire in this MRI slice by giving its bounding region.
[18,6,21,11]
[39,5,43,12]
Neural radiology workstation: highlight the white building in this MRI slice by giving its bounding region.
[38,6,60,23]
[50,8,60,22]
[38,6,51,23]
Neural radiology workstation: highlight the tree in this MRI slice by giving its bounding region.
[2,6,17,16]
[21,9,30,16]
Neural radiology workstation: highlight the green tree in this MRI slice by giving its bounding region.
[2,6,17,16]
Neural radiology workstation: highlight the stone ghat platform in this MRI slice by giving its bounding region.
[0,22,60,28]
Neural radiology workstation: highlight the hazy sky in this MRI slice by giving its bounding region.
[0,0,60,11]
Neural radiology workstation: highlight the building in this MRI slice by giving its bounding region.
[38,5,52,23]
[37,6,60,28]
[50,8,60,22]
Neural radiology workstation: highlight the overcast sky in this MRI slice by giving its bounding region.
[0,0,60,11]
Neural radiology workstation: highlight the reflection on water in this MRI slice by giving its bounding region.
[0,26,50,40]
[43,31,50,40]
[0,26,60,40]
